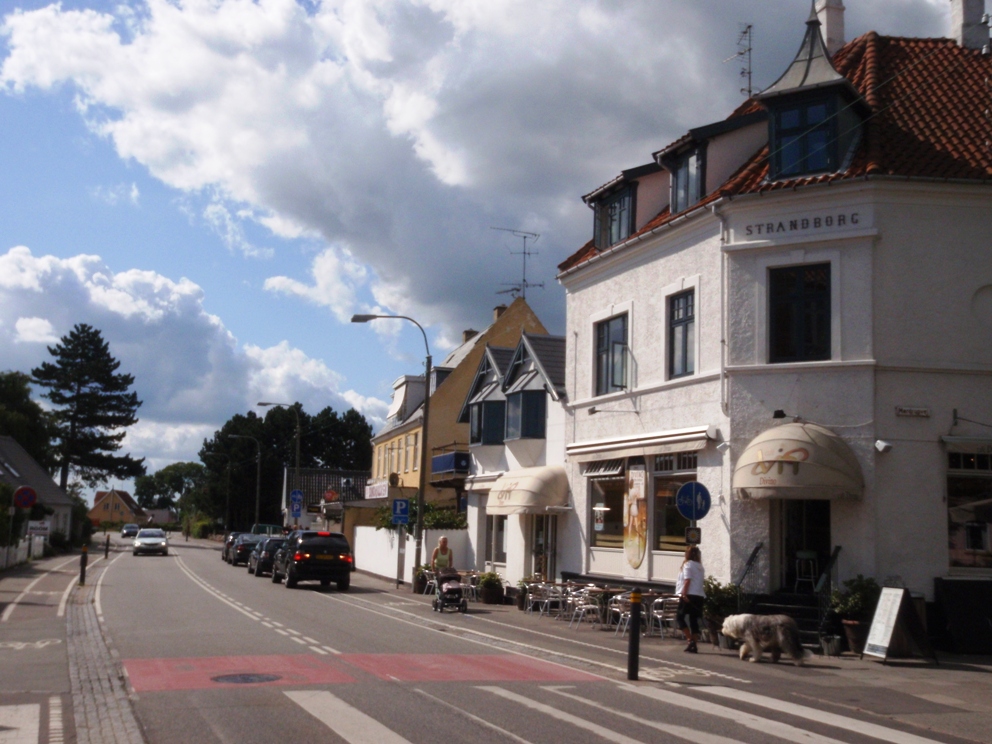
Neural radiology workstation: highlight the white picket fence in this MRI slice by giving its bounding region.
[353,526,469,583]
[0,539,30,570]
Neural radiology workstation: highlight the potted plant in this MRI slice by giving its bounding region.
[412,565,429,595]
[477,572,504,605]
[703,577,739,647]
[830,574,881,654]
[516,577,534,611]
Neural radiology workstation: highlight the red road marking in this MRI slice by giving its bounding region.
[124,655,356,692]
[339,654,601,682]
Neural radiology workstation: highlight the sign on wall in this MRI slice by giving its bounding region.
[623,465,647,569]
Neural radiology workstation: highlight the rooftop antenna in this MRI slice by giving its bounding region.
[491,227,543,300]
[723,23,753,98]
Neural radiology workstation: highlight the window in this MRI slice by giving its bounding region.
[653,453,696,552]
[947,452,992,569]
[593,186,635,249]
[485,515,507,564]
[590,478,625,548]
[470,401,506,445]
[769,263,830,363]
[669,290,695,378]
[505,391,546,440]
[595,314,628,395]
[404,435,412,472]
[671,149,703,213]
[412,433,419,471]
[772,99,836,178]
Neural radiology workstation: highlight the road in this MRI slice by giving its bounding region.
[1,537,987,743]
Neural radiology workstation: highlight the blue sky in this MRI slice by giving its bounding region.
[0,0,950,488]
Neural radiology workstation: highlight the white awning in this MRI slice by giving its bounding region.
[566,425,716,463]
[486,466,570,515]
[733,422,864,500]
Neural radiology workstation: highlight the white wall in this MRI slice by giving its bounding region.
[353,526,470,583]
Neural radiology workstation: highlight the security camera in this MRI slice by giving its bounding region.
[875,440,893,453]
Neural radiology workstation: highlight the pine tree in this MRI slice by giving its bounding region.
[32,324,145,488]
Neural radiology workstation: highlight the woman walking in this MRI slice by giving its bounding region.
[675,546,705,653]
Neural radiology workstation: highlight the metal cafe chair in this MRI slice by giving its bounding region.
[422,570,437,596]
[648,597,681,638]
[568,589,602,630]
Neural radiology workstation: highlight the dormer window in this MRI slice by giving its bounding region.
[593,185,636,249]
[772,98,836,178]
[670,148,704,214]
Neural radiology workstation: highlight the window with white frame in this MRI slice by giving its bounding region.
[769,263,831,363]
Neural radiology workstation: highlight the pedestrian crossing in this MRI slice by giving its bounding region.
[0,697,62,744]
[279,682,950,744]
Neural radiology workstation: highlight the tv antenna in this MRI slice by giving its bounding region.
[723,23,753,98]
[491,227,543,300]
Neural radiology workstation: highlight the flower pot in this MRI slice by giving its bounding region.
[820,635,843,657]
[413,575,427,595]
[842,619,869,655]
[516,589,527,611]
[480,585,504,605]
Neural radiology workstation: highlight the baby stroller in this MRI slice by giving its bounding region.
[431,567,468,613]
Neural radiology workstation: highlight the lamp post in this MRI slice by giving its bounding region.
[258,402,301,515]
[229,434,261,528]
[351,314,431,583]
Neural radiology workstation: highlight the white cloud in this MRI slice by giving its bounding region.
[14,316,58,343]
[264,245,367,323]
[0,245,388,464]
[90,181,140,206]
[203,202,273,259]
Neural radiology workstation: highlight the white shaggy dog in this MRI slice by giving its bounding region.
[721,614,808,666]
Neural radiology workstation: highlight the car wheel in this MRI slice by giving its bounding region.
[132,551,137,556]
[255,566,266,578]
[247,564,254,574]
[320,578,330,588]
[337,576,350,592]
[460,599,468,613]
[162,549,168,556]
[271,567,282,583]
[285,570,297,589]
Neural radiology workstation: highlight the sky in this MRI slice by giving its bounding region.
[0,0,952,490]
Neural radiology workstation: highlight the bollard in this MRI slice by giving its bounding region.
[104,534,110,559]
[79,545,88,586]
[627,589,641,680]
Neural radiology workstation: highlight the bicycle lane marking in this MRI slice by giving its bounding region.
[1,556,79,623]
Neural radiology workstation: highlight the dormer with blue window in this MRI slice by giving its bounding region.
[757,4,868,180]
[459,345,515,446]
[584,162,664,250]
[502,333,567,442]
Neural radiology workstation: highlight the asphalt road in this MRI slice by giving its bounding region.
[83,538,970,744]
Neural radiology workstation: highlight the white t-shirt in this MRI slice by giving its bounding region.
[675,560,704,597]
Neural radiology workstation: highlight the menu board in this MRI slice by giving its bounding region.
[864,588,905,658]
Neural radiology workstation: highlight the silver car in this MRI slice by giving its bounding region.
[133,528,169,556]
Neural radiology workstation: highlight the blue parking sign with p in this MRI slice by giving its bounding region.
[392,499,409,525]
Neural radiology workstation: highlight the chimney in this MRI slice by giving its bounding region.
[950,0,989,50]
[816,0,845,55]
[462,329,478,343]
[493,304,508,322]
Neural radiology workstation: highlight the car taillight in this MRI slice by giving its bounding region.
[341,554,353,563]
[294,552,309,561]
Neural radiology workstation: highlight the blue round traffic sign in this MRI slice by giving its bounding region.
[13,486,37,509]
[675,482,711,521]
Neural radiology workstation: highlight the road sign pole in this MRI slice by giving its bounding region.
[395,524,405,589]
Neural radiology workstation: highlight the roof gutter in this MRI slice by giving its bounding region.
[557,198,726,281]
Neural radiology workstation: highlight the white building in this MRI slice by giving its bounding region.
[556,0,992,645]
[461,333,572,585]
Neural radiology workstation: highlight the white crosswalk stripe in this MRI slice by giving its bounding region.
[284,690,412,743]
[0,704,40,744]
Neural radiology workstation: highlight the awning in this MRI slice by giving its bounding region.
[733,422,864,500]
[486,466,569,515]
[941,436,992,454]
[566,425,716,463]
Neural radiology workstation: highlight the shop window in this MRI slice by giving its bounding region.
[485,515,507,564]
[769,263,830,363]
[653,453,696,552]
[505,391,546,440]
[590,478,625,548]
[669,290,695,379]
[593,186,636,249]
[470,401,505,445]
[947,455,992,568]
[595,314,628,395]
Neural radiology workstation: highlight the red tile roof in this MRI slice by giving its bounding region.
[560,34,992,274]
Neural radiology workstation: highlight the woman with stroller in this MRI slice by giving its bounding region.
[431,535,454,571]
[676,546,705,653]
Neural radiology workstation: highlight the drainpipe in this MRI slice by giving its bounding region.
[709,203,730,418]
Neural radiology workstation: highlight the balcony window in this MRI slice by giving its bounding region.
[505,391,546,440]
[595,314,628,396]
[470,401,506,445]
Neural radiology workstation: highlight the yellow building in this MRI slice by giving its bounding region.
[88,489,146,527]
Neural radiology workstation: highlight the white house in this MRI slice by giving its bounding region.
[556,0,992,647]
[461,333,572,585]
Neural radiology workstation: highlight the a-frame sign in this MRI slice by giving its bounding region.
[862,587,938,664]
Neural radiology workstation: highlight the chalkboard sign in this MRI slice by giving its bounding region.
[863,587,937,663]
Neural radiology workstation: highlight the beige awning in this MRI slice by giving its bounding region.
[486,466,569,515]
[733,422,864,500]
[567,425,716,463]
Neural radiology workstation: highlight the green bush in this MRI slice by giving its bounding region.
[703,576,739,619]
[49,531,69,551]
[830,574,881,621]
[476,571,503,589]
[192,519,214,539]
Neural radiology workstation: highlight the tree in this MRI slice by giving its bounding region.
[0,370,56,471]
[135,462,207,510]
[32,324,145,488]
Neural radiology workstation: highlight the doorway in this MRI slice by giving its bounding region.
[776,499,830,592]
[530,514,557,581]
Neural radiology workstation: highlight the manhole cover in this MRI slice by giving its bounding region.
[211,673,282,684]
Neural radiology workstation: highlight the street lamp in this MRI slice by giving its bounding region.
[258,402,301,520]
[351,313,431,582]
[228,434,261,528]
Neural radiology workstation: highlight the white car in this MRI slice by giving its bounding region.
[133,528,169,556]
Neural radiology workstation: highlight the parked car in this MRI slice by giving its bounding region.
[271,531,353,590]
[133,528,169,556]
[250,523,284,536]
[230,534,265,566]
[222,532,243,562]
[247,537,286,577]
[121,523,140,538]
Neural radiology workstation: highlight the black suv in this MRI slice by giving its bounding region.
[271,531,353,590]
[230,534,264,566]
